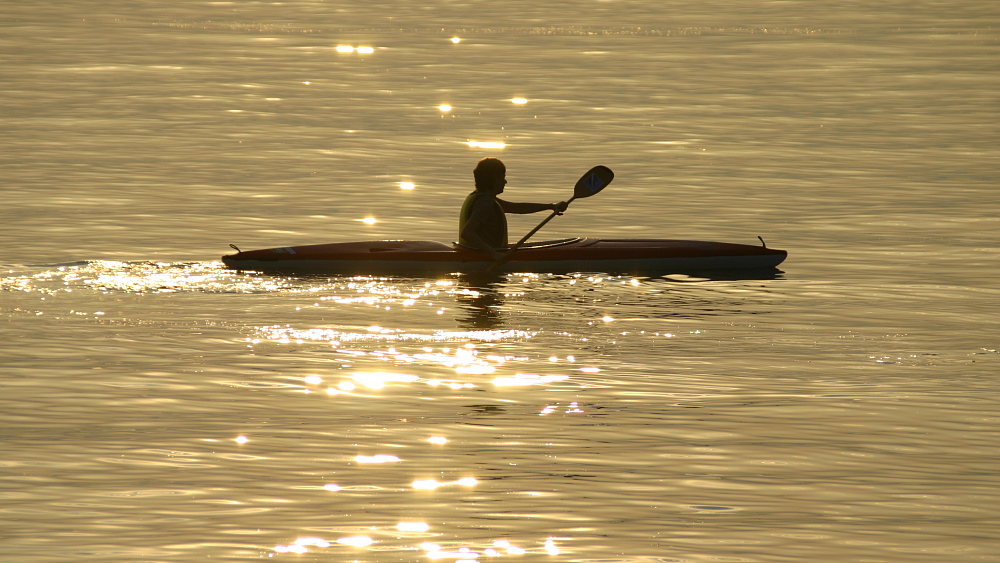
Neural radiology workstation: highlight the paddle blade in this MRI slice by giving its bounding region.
[573,165,614,199]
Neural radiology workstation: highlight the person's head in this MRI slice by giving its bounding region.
[473,157,506,193]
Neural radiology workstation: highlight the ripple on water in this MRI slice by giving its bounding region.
[3,243,999,562]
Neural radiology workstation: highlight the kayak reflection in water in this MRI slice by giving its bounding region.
[456,275,505,329]
[459,157,568,262]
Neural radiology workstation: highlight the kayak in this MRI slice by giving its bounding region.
[221,237,786,275]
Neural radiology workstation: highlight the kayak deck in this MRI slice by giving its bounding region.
[221,237,787,275]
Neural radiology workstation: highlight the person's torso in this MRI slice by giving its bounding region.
[459,192,508,247]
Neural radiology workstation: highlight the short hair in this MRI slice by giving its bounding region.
[473,157,505,191]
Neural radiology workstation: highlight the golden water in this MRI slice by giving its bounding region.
[2,1,998,561]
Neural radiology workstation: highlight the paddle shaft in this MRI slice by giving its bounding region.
[482,165,613,274]
[484,196,576,273]
[509,195,576,252]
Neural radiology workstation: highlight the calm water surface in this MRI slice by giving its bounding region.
[2,1,998,561]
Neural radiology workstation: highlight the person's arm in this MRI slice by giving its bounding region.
[498,199,568,214]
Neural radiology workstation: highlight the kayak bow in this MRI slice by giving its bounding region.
[221,237,786,275]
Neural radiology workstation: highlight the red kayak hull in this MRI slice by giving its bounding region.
[221,237,786,275]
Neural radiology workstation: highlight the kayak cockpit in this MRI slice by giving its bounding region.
[451,237,588,252]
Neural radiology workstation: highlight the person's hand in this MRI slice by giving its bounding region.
[491,249,507,263]
[552,201,568,214]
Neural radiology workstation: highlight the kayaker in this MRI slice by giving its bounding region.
[459,157,568,261]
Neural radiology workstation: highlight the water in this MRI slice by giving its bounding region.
[2,1,999,561]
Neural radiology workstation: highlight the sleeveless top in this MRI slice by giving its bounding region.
[459,191,508,248]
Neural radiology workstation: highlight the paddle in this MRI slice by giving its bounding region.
[485,165,614,272]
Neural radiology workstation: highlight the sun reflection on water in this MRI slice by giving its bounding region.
[467,141,506,149]
[253,325,534,345]
[274,535,374,553]
[539,401,586,416]
[0,244,714,563]
[354,454,401,464]
[269,512,566,560]
[412,477,478,490]
[8,263,601,561]
[272,531,559,558]
[1,261,299,295]
[250,324,541,385]
[493,373,569,387]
